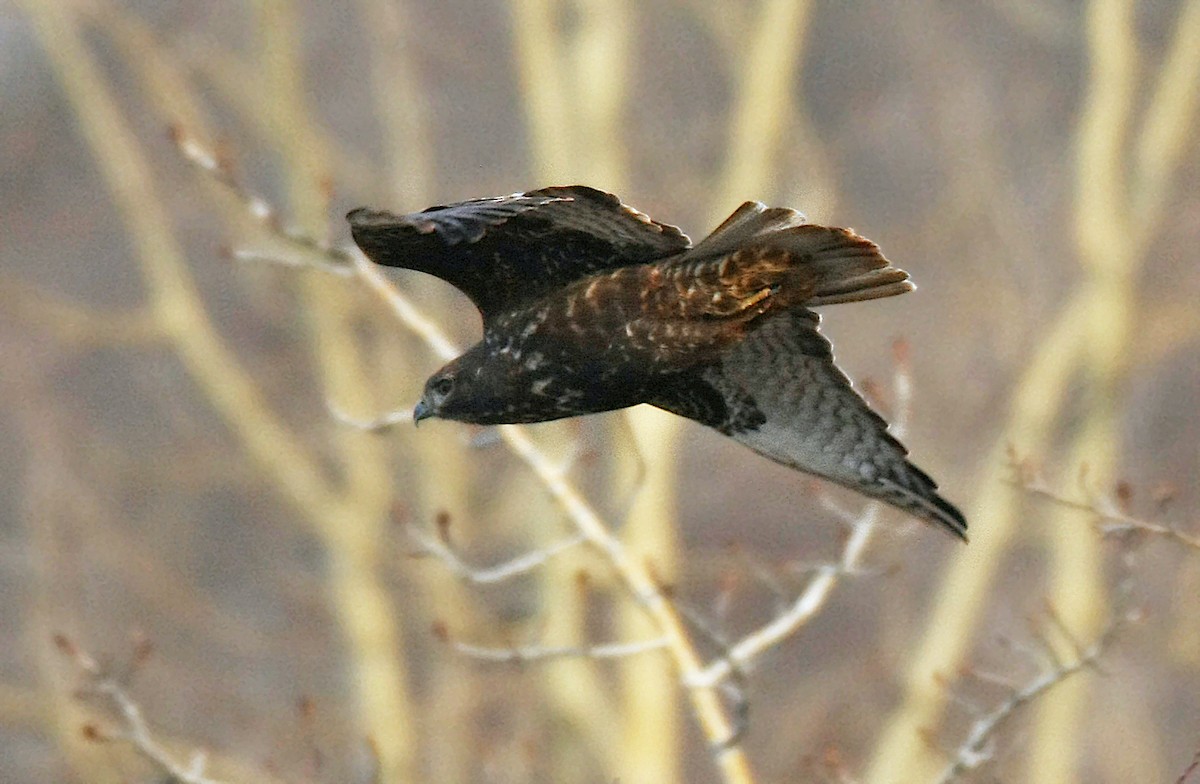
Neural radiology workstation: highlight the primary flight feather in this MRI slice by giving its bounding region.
[348,186,967,540]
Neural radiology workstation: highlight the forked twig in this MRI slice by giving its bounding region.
[173,128,354,276]
[933,614,1123,784]
[406,522,587,586]
[933,554,1136,784]
[1009,454,1199,551]
[54,634,227,784]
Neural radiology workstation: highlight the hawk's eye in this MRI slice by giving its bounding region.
[433,377,454,396]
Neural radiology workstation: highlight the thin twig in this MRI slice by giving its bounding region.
[935,549,1137,784]
[1177,746,1200,784]
[1010,458,1200,551]
[667,594,753,747]
[406,524,588,585]
[173,127,355,273]
[55,634,228,784]
[327,402,414,432]
[933,612,1124,784]
[448,636,669,664]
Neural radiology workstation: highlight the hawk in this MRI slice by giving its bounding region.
[348,186,967,539]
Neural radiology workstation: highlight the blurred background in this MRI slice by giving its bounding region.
[2,1,1198,782]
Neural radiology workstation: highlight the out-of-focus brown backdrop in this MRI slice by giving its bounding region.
[3,1,1198,783]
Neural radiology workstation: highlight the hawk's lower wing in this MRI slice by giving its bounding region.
[650,311,967,539]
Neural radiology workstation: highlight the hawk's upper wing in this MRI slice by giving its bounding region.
[650,311,967,539]
[347,186,691,322]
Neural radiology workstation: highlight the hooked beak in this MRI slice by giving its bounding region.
[413,398,433,426]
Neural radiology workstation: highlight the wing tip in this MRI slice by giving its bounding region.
[877,470,968,542]
[347,206,439,235]
[911,484,969,542]
[931,496,969,542]
[346,206,380,227]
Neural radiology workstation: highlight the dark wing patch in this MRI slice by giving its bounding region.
[647,367,766,434]
[655,310,967,539]
[348,186,691,322]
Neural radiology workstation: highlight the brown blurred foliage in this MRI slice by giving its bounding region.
[2,1,1198,783]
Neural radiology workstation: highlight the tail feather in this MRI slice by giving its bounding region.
[692,204,914,308]
[775,224,913,306]
[805,280,914,307]
[806,267,913,306]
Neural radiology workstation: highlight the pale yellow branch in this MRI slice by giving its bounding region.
[0,279,163,346]
[616,405,684,784]
[499,422,755,781]
[253,2,416,781]
[709,0,813,223]
[1026,412,1113,784]
[507,4,637,774]
[358,257,628,759]
[173,32,380,189]
[868,0,1197,778]
[1130,0,1200,243]
[1026,0,1185,777]
[27,3,417,778]
[572,0,634,188]
[540,3,687,780]
[83,3,212,135]
[353,3,481,778]
[22,0,341,528]
[358,0,435,205]
[510,0,574,182]
[1072,0,1137,274]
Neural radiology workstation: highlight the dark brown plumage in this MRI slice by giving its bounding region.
[348,186,967,539]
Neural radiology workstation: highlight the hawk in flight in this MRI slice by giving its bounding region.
[348,186,967,539]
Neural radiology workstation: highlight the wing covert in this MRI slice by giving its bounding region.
[348,186,690,322]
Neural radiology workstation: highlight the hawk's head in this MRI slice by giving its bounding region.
[413,344,559,426]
